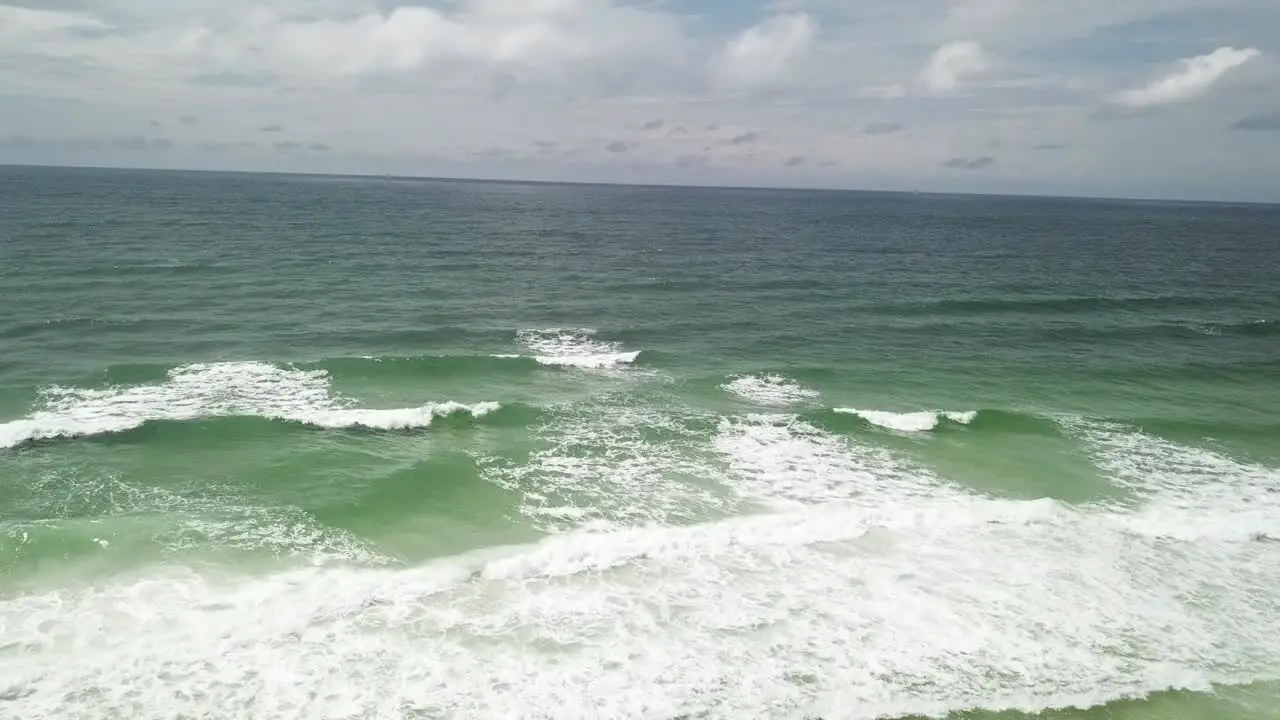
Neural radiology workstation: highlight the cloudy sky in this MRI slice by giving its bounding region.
[1,0,1278,201]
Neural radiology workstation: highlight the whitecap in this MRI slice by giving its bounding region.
[516,328,641,369]
[721,374,820,406]
[0,362,500,447]
[834,408,977,432]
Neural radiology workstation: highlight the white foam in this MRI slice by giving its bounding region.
[477,497,1064,582]
[295,401,502,430]
[490,351,641,368]
[3,466,1277,719]
[480,403,729,531]
[8,469,385,566]
[721,374,820,406]
[0,362,500,446]
[517,328,641,369]
[4,409,1279,718]
[713,414,944,507]
[1061,417,1280,543]
[533,351,641,368]
[516,327,606,355]
[835,407,977,432]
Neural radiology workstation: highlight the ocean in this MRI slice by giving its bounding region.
[1,164,1278,719]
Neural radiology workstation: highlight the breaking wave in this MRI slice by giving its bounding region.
[721,373,821,406]
[0,361,502,448]
[3,414,1279,719]
[833,407,978,432]
[516,327,642,369]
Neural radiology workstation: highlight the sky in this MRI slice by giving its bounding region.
[1,0,1278,201]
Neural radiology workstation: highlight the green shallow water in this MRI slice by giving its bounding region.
[1,166,1279,719]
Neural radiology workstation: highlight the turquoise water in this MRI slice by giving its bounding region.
[1,165,1279,719]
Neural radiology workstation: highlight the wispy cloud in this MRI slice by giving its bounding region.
[712,13,815,91]
[261,3,688,81]
[1231,111,1280,131]
[201,141,256,152]
[112,136,171,152]
[0,5,107,34]
[863,121,904,135]
[1110,46,1260,108]
[943,156,996,170]
[921,41,987,93]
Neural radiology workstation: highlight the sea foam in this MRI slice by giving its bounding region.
[834,407,977,432]
[517,328,641,368]
[721,373,820,406]
[0,361,499,447]
[3,418,1278,719]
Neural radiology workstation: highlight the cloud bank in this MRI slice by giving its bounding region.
[0,0,1277,202]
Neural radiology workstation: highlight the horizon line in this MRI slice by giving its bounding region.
[2,161,1276,208]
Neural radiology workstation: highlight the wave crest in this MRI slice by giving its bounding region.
[4,399,1280,718]
[533,351,640,369]
[0,362,500,448]
[721,374,820,406]
[834,407,977,432]
[517,328,641,368]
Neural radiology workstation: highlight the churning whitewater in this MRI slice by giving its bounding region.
[3,168,1279,720]
[3,353,1279,719]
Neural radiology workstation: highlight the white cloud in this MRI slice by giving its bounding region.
[937,0,1263,49]
[261,6,609,75]
[859,84,908,99]
[712,13,815,91]
[269,8,461,75]
[5,1,690,91]
[1111,46,1261,107]
[944,0,1020,32]
[920,40,987,93]
[242,2,688,80]
[469,0,588,19]
[1,0,1279,201]
[0,6,107,34]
